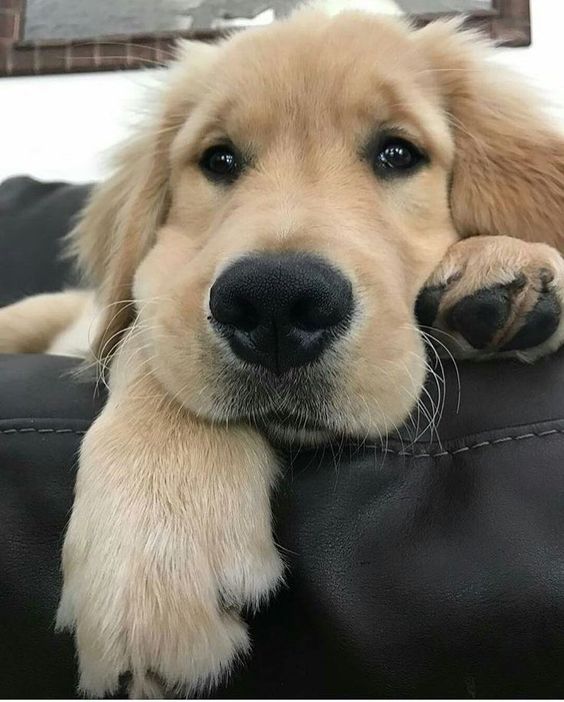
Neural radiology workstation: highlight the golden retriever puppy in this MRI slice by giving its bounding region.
[1,2,564,698]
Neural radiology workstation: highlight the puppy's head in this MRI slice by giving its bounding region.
[73,8,564,442]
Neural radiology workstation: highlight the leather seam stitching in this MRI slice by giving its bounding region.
[1,427,563,457]
[0,427,87,436]
[377,428,564,459]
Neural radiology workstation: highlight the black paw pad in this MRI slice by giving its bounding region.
[446,284,514,350]
[501,288,561,351]
[415,285,445,328]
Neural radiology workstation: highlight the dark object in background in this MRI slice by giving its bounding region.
[0,176,89,307]
[1,176,564,698]
[0,0,530,78]
[21,1,497,40]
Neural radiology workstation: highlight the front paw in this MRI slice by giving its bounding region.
[416,236,564,361]
[57,414,283,698]
[57,547,251,698]
[218,536,284,612]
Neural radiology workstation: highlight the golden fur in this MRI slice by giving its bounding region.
[2,4,564,697]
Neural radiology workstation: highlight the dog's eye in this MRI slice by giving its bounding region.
[373,137,426,177]
[200,145,241,183]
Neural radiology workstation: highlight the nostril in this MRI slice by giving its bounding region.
[227,296,260,332]
[209,287,260,333]
[290,297,327,331]
[290,289,353,332]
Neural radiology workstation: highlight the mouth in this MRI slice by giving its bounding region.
[193,324,428,446]
[201,251,360,441]
[211,356,340,440]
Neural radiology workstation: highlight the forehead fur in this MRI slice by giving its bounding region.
[172,10,452,166]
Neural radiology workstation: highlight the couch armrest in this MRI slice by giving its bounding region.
[2,349,564,698]
[0,177,91,307]
[0,355,103,697]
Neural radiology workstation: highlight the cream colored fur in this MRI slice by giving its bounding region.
[56,329,282,697]
[1,3,564,698]
[0,290,91,355]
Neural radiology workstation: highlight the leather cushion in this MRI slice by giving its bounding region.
[2,176,564,698]
[1,351,564,698]
[0,176,91,307]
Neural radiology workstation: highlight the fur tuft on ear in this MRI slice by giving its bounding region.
[415,20,564,252]
[68,40,218,363]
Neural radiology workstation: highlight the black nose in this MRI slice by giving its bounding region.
[209,253,354,374]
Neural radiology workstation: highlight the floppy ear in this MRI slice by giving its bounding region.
[69,40,218,362]
[415,20,564,251]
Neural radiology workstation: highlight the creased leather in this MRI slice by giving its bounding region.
[1,177,564,698]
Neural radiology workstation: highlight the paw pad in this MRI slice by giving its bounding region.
[500,287,561,351]
[416,268,562,355]
[446,283,514,350]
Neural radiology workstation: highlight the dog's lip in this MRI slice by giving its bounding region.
[214,345,338,431]
[214,396,332,435]
[254,410,328,432]
[252,413,336,447]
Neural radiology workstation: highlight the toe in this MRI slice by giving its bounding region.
[446,284,513,350]
[415,284,446,328]
[501,288,561,351]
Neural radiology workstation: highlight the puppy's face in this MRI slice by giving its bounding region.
[132,12,458,442]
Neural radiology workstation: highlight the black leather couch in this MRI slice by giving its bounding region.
[2,176,564,699]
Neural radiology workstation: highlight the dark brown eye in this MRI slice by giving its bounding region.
[200,145,241,183]
[373,137,426,177]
